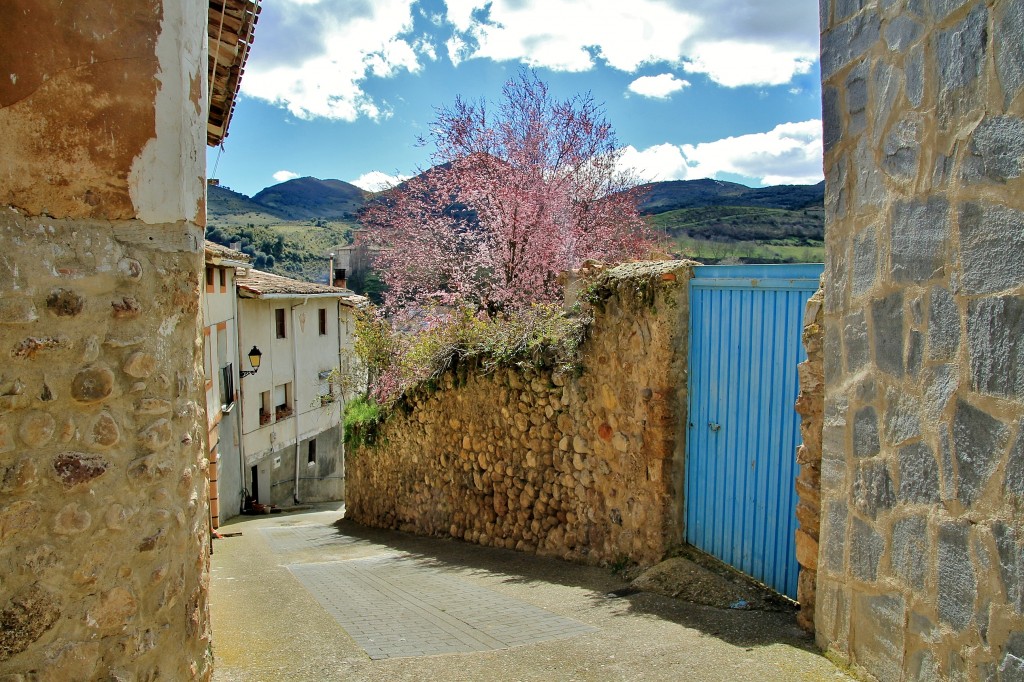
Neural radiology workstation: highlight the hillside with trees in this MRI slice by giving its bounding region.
[205,170,825,287]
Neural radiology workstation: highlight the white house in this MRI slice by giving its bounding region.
[234,268,361,508]
[202,241,251,527]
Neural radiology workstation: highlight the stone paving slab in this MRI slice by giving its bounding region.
[265,526,596,660]
[260,524,362,554]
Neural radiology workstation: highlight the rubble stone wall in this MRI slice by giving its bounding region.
[795,286,825,632]
[346,262,693,566]
[817,0,1024,678]
[0,1,213,678]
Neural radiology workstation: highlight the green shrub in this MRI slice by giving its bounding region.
[356,303,589,407]
[343,396,383,449]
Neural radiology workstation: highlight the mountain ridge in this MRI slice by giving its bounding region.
[209,174,824,225]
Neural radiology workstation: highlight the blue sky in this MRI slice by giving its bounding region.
[209,0,825,198]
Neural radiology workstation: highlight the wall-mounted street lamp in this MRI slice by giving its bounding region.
[239,345,262,378]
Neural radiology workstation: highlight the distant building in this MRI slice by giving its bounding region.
[202,245,364,522]
[234,268,362,508]
[202,241,251,526]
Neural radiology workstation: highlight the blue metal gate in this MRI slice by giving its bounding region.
[685,264,823,599]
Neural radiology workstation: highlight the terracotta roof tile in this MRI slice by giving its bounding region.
[204,240,250,263]
[236,269,357,298]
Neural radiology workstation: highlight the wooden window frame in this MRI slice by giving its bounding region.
[275,308,286,339]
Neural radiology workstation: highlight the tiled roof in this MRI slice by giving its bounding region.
[204,240,250,263]
[236,269,357,298]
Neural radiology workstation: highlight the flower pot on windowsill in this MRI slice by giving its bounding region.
[259,413,271,426]
[320,395,336,407]
[275,407,293,420]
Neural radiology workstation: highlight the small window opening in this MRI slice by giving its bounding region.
[259,390,271,425]
[275,308,286,338]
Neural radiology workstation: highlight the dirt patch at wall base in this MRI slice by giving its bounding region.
[631,555,793,612]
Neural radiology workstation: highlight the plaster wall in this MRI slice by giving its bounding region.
[202,269,238,331]
[817,0,1024,678]
[0,2,212,678]
[202,267,243,524]
[238,297,346,505]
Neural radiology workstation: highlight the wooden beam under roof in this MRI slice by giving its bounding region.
[207,0,260,147]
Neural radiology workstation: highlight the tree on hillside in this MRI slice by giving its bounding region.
[361,70,653,316]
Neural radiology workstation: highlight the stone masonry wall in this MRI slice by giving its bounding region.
[795,286,825,632]
[0,216,212,680]
[346,261,692,566]
[0,2,213,679]
[817,0,1024,678]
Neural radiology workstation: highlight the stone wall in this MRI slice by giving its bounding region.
[817,0,1024,678]
[795,286,825,632]
[346,261,692,566]
[0,2,213,679]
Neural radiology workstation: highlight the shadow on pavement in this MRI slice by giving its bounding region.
[330,517,815,654]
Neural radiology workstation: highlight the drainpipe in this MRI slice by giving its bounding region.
[291,297,307,504]
[233,268,247,513]
[336,298,346,494]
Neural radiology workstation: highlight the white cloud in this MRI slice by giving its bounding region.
[445,1,698,72]
[620,120,824,186]
[619,144,690,182]
[682,41,815,87]
[241,0,820,123]
[241,0,429,121]
[443,0,819,87]
[627,74,690,99]
[349,170,411,192]
[273,170,300,182]
[683,120,824,184]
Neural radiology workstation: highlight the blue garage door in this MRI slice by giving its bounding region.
[685,264,823,599]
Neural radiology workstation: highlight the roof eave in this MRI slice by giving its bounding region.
[237,290,351,300]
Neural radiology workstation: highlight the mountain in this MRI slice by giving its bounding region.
[636,178,825,215]
[207,183,288,221]
[208,174,824,226]
[205,174,825,280]
[251,177,369,220]
[634,179,825,246]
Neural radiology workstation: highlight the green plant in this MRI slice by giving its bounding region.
[354,302,590,407]
[343,396,383,449]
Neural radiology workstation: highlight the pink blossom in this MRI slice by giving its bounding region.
[361,70,654,316]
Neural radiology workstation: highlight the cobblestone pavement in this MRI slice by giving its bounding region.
[211,504,851,681]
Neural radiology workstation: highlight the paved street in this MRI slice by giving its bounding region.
[210,504,850,681]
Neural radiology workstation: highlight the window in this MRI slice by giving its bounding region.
[220,363,234,408]
[307,439,317,465]
[218,267,226,290]
[318,307,327,336]
[274,383,293,420]
[259,391,271,425]
[318,369,334,405]
[205,266,214,288]
[275,308,286,338]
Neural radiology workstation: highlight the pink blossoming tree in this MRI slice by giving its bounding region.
[361,70,654,317]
